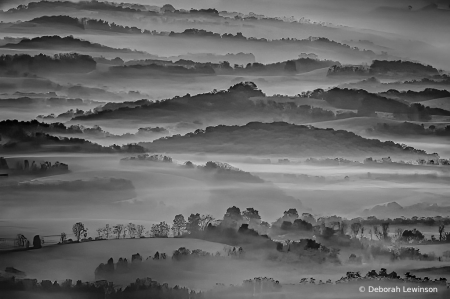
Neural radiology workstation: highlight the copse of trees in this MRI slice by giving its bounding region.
[73,82,359,126]
[1,268,448,298]
[109,63,216,75]
[30,15,145,34]
[167,30,377,57]
[305,87,450,120]
[327,60,440,77]
[401,229,425,243]
[0,120,147,154]
[361,215,450,227]
[1,158,69,175]
[1,35,146,55]
[0,53,96,74]
[370,122,450,137]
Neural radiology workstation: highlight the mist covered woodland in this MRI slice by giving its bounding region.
[1,1,450,298]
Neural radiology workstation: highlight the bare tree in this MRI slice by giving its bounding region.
[373,225,383,240]
[113,224,124,239]
[72,222,87,242]
[199,215,215,231]
[438,224,445,242]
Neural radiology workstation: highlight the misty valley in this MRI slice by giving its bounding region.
[1,1,450,299]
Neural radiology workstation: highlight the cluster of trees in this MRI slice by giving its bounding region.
[369,122,450,137]
[305,157,360,166]
[305,87,450,120]
[268,211,450,249]
[172,247,221,261]
[0,53,96,75]
[370,60,440,77]
[38,109,87,121]
[313,216,450,247]
[94,223,147,239]
[0,157,68,174]
[302,156,448,167]
[363,156,448,166]
[217,58,338,75]
[361,215,450,227]
[122,55,335,77]
[380,88,450,103]
[121,154,173,163]
[77,82,359,127]
[167,29,376,56]
[0,275,284,299]
[0,120,92,136]
[1,36,145,54]
[1,269,447,298]
[272,209,314,232]
[275,239,341,264]
[58,207,450,267]
[327,60,440,77]
[31,15,146,34]
[109,63,216,76]
[95,252,171,280]
[0,120,146,154]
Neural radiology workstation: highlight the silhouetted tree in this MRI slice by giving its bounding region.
[172,214,187,236]
[401,229,425,242]
[186,213,201,234]
[151,222,170,237]
[222,206,243,229]
[439,224,445,242]
[33,235,42,249]
[72,222,87,242]
[60,232,67,243]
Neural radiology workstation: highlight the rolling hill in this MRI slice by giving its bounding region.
[141,121,429,158]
